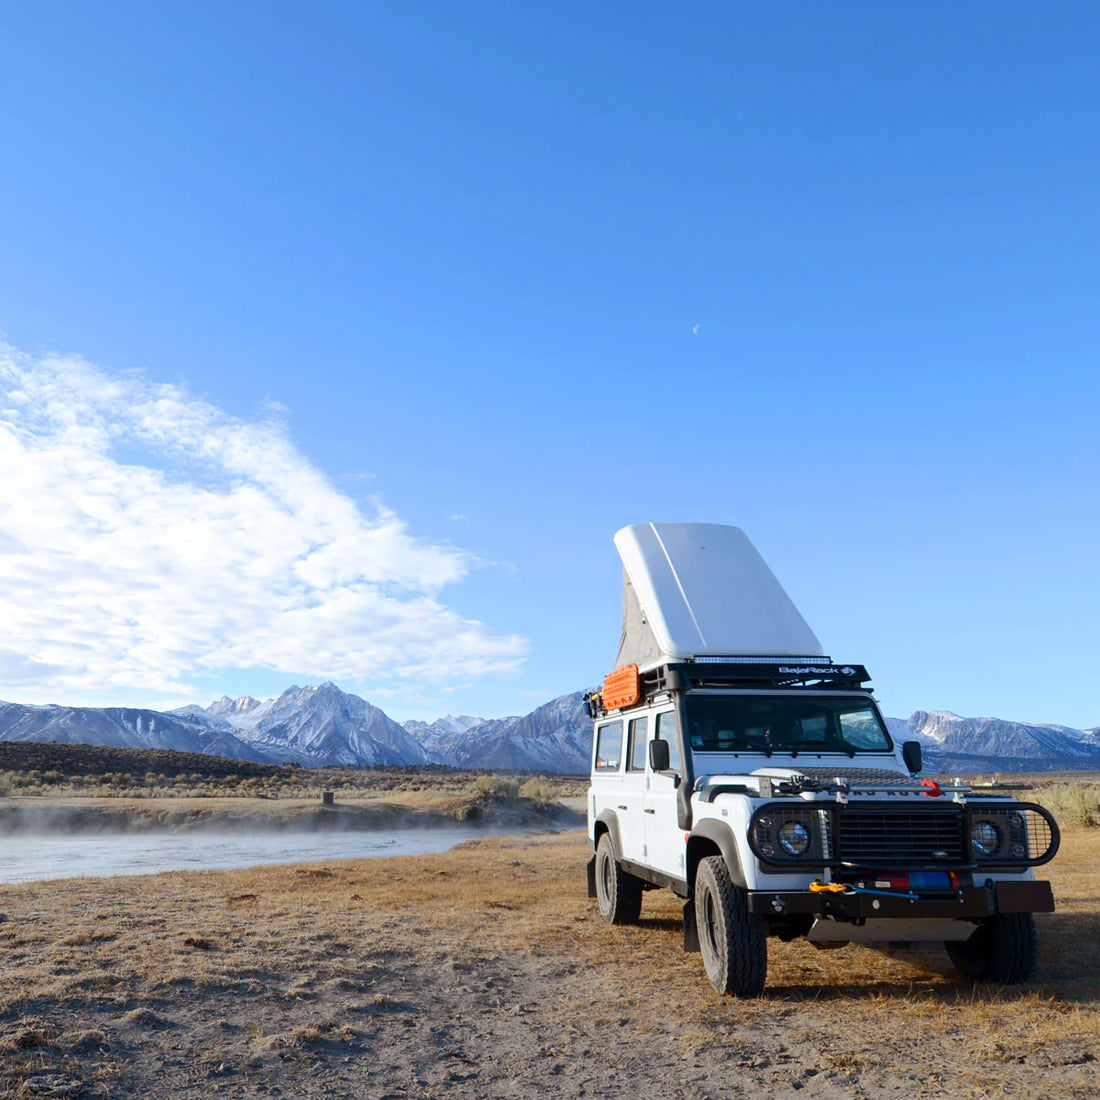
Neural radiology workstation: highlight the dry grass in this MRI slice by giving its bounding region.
[0,791,583,840]
[0,760,588,803]
[0,827,1097,1097]
[1036,782,1100,827]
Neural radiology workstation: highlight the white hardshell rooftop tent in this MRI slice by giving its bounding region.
[613,523,823,671]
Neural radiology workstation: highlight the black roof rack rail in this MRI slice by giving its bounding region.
[585,661,873,718]
[665,661,871,692]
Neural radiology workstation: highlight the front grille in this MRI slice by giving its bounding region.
[838,810,965,865]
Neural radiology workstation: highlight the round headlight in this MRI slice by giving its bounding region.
[777,821,810,856]
[971,822,1001,857]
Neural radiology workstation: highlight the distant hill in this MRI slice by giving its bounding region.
[0,739,286,780]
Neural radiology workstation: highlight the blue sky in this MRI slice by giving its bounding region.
[0,3,1097,727]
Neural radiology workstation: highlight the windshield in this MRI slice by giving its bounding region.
[684,694,892,756]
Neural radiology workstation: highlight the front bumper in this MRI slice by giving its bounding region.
[747,879,1055,922]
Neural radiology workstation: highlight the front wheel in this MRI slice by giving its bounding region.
[594,833,642,925]
[695,855,767,996]
[946,913,1037,984]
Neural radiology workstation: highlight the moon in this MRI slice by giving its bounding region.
[692,324,700,336]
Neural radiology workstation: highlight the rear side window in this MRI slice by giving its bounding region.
[594,720,623,770]
[627,717,648,771]
[655,711,682,773]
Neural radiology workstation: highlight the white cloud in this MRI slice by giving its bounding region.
[0,343,527,704]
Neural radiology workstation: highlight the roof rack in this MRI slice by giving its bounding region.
[666,660,871,692]
[584,659,873,718]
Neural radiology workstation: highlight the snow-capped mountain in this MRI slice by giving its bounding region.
[0,701,272,763]
[430,692,592,772]
[3,684,1097,773]
[204,695,264,722]
[886,710,1100,771]
[178,682,436,767]
[402,714,493,761]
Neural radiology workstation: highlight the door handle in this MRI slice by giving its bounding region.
[644,808,656,815]
[617,804,628,810]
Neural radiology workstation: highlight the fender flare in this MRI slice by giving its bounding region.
[688,818,747,890]
[592,810,624,859]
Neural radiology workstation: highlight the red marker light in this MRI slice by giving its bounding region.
[921,780,942,797]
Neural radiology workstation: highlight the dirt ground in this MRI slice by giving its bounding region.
[1,827,1097,1099]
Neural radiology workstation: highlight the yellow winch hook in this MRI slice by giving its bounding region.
[809,880,849,894]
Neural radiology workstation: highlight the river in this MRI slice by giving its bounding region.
[0,825,505,884]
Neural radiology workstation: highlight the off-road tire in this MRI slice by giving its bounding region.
[594,833,643,924]
[946,912,1037,984]
[695,855,767,996]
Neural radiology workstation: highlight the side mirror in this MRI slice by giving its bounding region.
[902,741,923,775]
[649,738,670,772]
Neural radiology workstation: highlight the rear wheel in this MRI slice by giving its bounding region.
[695,855,767,996]
[594,833,642,924]
[946,913,1037,984]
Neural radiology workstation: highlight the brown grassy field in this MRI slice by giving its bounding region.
[0,788,584,840]
[0,824,1097,1098]
[0,747,588,805]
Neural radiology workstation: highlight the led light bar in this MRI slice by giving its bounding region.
[689,655,833,665]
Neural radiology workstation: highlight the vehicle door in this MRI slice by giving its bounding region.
[614,714,650,863]
[643,708,687,882]
[591,717,627,846]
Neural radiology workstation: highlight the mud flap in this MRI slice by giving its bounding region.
[683,899,700,953]
[586,856,596,899]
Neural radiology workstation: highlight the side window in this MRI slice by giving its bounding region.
[655,711,682,773]
[627,716,648,771]
[594,720,623,770]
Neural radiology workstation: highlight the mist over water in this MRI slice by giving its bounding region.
[0,826,502,884]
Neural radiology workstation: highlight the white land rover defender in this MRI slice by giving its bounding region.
[586,523,1059,996]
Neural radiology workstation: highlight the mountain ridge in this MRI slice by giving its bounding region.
[889,709,1100,773]
[1,686,1097,774]
[173,682,437,767]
